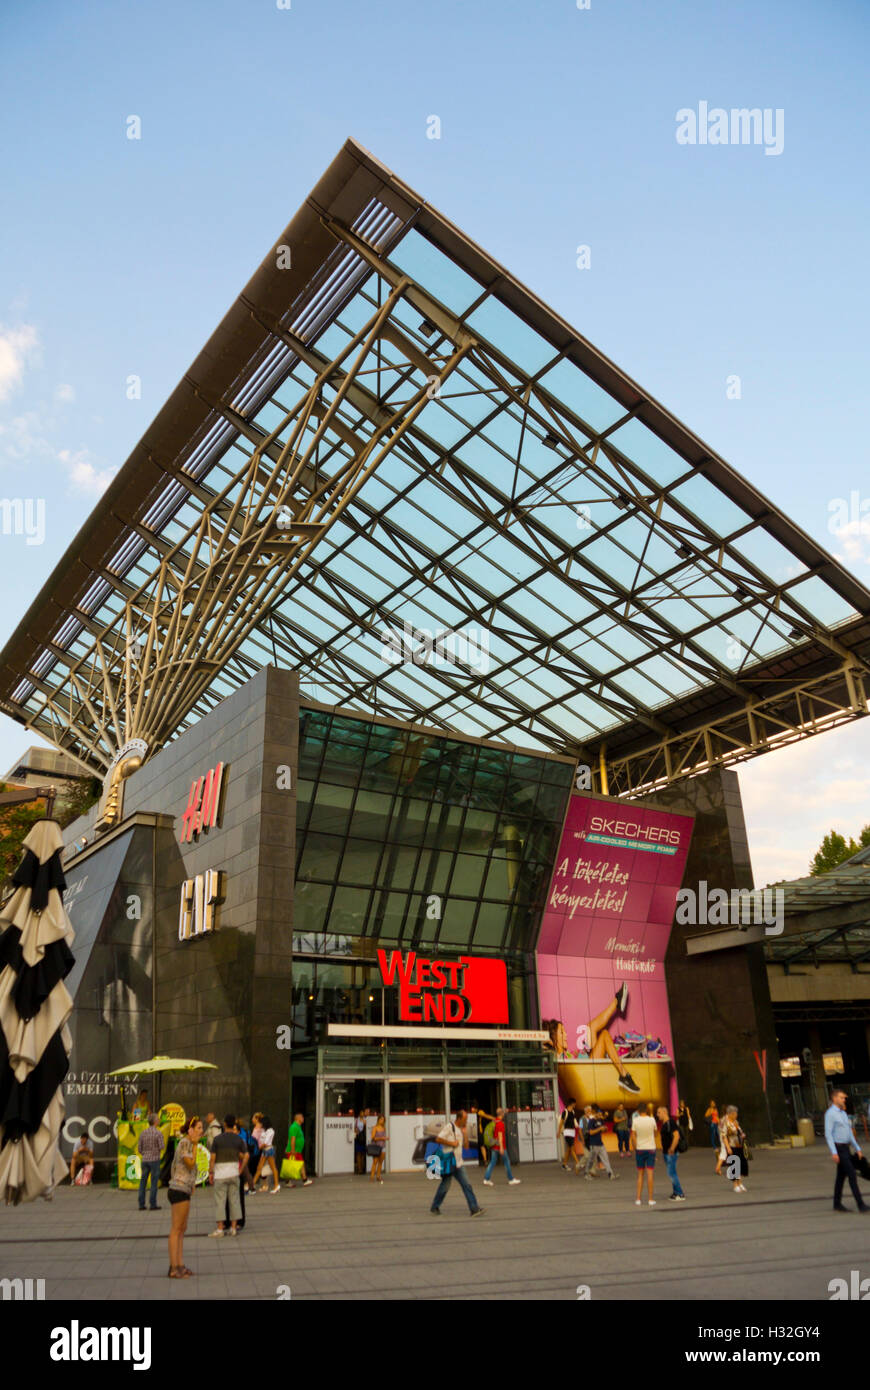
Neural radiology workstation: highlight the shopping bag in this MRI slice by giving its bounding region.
[74,1163,94,1186]
[280,1156,304,1181]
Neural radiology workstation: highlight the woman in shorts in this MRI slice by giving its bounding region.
[168,1115,203,1279]
[251,1114,280,1193]
[369,1114,387,1184]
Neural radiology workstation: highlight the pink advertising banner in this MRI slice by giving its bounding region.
[537,794,694,1112]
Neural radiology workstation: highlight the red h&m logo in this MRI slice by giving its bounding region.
[179,763,225,843]
[376,950,509,1024]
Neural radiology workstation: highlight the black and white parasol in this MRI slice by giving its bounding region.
[0,821,75,1204]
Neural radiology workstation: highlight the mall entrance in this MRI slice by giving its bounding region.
[312,1042,560,1174]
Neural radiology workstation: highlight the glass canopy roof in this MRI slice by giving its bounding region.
[1,141,868,790]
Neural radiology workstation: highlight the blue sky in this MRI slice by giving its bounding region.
[1,0,868,883]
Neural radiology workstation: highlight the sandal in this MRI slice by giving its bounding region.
[178,1266,195,1277]
[168,1267,183,1279]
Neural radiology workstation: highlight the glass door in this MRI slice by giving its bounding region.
[387,1080,446,1172]
[321,1079,384,1174]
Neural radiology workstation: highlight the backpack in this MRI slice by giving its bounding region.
[483,1121,496,1149]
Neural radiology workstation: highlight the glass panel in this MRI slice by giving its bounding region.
[389,1081,445,1114]
[389,230,483,314]
[539,359,626,434]
[467,297,556,375]
[308,781,355,836]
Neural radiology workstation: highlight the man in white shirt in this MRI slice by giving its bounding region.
[630,1105,658,1207]
[430,1110,484,1217]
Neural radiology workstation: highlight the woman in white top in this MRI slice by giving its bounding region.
[630,1103,658,1207]
[251,1113,280,1194]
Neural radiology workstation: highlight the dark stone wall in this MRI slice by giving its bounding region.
[63,665,298,1145]
[648,767,788,1142]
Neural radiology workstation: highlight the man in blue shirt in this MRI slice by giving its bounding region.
[824,1089,868,1213]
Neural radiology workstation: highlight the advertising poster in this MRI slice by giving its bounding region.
[537,794,694,1113]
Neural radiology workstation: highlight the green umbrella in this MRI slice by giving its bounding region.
[107,1055,218,1110]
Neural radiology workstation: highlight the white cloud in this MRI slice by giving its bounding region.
[0,410,56,462]
[57,448,116,496]
[54,383,75,403]
[0,323,39,400]
[738,720,870,885]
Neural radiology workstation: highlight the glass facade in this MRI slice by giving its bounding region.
[291,707,573,1045]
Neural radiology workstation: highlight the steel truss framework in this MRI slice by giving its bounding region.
[2,141,870,791]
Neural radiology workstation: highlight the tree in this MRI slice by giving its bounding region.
[810,828,865,876]
[0,776,100,892]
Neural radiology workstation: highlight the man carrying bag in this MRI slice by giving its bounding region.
[429,1110,484,1217]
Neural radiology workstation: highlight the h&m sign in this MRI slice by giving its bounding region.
[178,870,226,942]
[179,763,225,843]
[376,949,509,1024]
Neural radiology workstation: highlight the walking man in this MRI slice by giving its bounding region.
[482,1107,521,1187]
[631,1103,658,1206]
[614,1103,630,1157]
[657,1105,686,1201]
[285,1112,314,1187]
[430,1111,484,1217]
[137,1112,165,1210]
[825,1089,868,1213]
[582,1105,618,1180]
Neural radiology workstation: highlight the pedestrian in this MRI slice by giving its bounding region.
[284,1111,314,1187]
[704,1100,720,1155]
[677,1098,693,1145]
[613,1103,630,1156]
[720,1105,748,1193]
[168,1115,203,1279]
[355,1108,368,1174]
[825,1088,868,1214]
[558,1098,581,1173]
[69,1133,94,1185]
[248,1112,263,1190]
[630,1103,658,1206]
[208,1114,249,1237]
[225,1118,249,1229]
[657,1106,686,1201]
[137,1112,165,1211]
[430,1110,484,1217]
[482,1107,521,1187]
[369,1113,387,1183]
[581,1105,618,1180]
[252,1114,280,1193]
[203,1111,222,1150]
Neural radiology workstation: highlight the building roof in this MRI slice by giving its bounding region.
[2,139,869,791]
[763,846,870,968]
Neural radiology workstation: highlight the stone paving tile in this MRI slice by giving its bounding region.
[0,1147,866,1300]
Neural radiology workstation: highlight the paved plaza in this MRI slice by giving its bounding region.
[0,1145,866,1301]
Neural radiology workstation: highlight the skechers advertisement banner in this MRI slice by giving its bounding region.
[536,795,693,1112]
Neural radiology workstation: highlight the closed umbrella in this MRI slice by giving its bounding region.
[0,821,75,1204]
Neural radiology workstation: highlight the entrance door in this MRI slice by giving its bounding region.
[321,1080,384,1175]
[448,1079,500,1163]
[387,1080,446,1172]
[505,1078,559,1162]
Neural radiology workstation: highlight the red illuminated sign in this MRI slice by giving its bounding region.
[376,949,509,1025]
[180,763,225,843]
